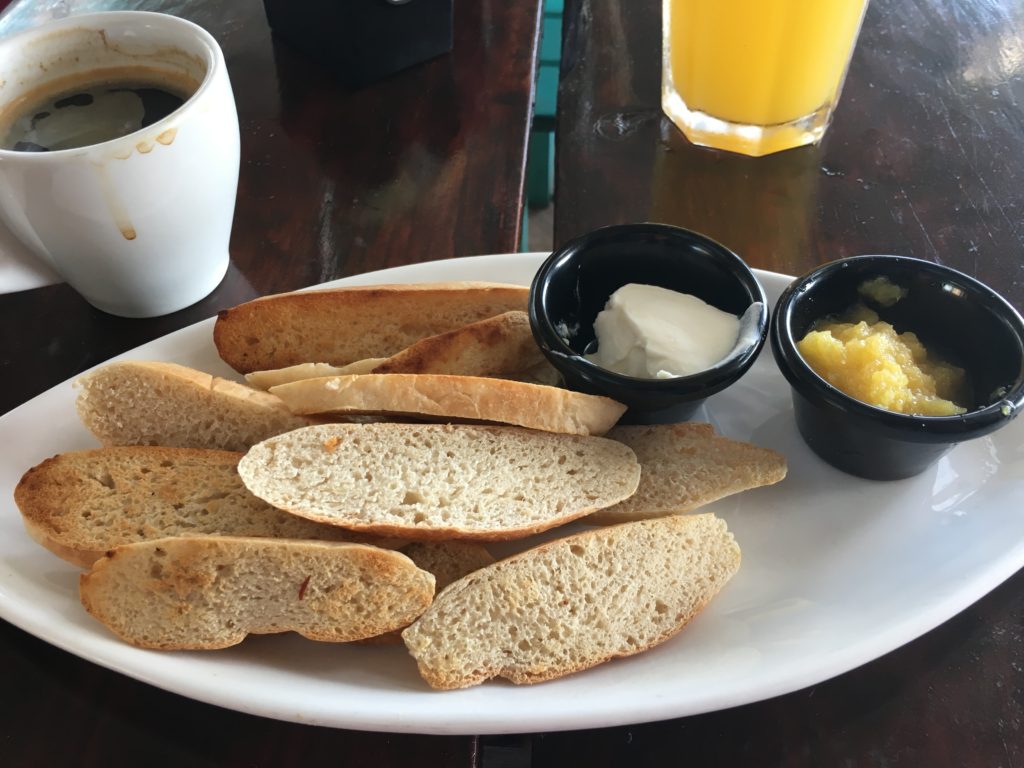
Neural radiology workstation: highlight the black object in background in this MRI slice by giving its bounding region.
[263,0,454,87]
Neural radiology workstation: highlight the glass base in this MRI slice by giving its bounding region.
[662,84,832,157]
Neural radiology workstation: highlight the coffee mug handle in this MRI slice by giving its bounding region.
[0,218,63,293]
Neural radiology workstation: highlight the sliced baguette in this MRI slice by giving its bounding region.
[587,424,788,525]
[76,361,312,452]
[269,374,626,436]
[509,360,562,387]
[79,536,435,650]
[401,514,741,689]
[243,311,541,389]
[214,282,530,374]
[245,359,386,390]
[370,311,544,377]
[238,423,641,540]
[399,541,495,590]
[14,446,402,568]
[359,541,496,645]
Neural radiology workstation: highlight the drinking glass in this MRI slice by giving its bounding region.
[662,0,870,156]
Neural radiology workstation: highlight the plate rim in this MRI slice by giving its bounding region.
[2,252,1022,734]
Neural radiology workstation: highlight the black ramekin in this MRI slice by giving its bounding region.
[770,255,1024,480]
[529,223,768,422]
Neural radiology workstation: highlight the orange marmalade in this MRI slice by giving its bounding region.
[797,306,967,416]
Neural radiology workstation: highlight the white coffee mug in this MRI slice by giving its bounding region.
[0,12,239,317]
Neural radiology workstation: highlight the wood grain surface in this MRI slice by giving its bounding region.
[555,0,1024,314]
[0,0,542,413]
[480,569,1024,767]
[542,0,1024,766]
[2,0,1023,764]
[0,0,541,764]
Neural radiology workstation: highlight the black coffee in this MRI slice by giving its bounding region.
[1,77,189,152]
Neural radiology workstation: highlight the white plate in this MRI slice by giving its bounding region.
[1,253,1022,735]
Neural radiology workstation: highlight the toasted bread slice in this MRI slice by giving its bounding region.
[214,282,530,374]
[244,311,542,388]
[508,360,562,387]
[359,541,496,645]
[76,361,312,452]
[79,537,435,649]
[401,514,741,689]
[238,423,640,540]
[399,541,495,590]
[587,424,787,524]
[14,446,403,568]
[370,311,544,377]
[245,359,386,390]
[269,374,626,436]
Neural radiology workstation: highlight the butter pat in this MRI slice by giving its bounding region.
[586,284,740,378]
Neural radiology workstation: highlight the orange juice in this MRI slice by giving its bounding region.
[662,0,869,155]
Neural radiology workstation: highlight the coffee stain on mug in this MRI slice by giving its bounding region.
[92,162,137,240]
[114,128,173,158]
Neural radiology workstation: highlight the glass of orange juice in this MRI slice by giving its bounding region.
[662,0,870,156]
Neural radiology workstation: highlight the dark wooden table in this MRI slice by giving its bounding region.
[542,0,1024,765]
[3,0,1023,764]
[0,0,541,414]
[0,0,542,764]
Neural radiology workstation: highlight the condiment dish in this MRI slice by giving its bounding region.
[770,255,1024,480]
[529,223,768,422]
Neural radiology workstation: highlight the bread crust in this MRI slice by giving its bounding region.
[244,311,545,388]
[245,360,386,390]
[401,514,741,689]
[214,282,530,373]
[14,446,402,568]
[371,311,544,377]
[270,374,626,436]
[75,361,312,451]
[357,541,495,645]
[587,423,787,524]
[237,424,641,540]
[79,536,436,650]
